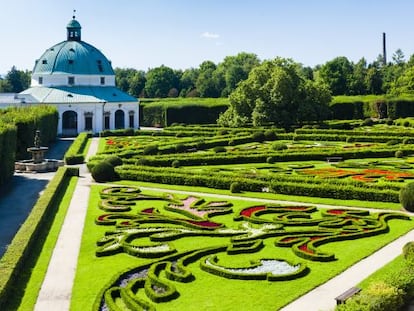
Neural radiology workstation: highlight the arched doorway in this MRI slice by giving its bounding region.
[62,110,78,136]
[115,109,125,129]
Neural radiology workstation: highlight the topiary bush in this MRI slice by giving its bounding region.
[175,143,186,153]
[230,182,242,193]
[135,158,150,166]
[92,161,116,182]
[264,129,277,141]
[403,242,414,264]
[105,155,123,167]
[271,142,288,151]
[361,118,374,126]
[395,150,404,158]
[143,144,159,155]
[251,131,265,142]
[403,138,414,144]
[399,182,414,212]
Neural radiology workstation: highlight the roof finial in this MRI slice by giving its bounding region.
[73,9,76,19]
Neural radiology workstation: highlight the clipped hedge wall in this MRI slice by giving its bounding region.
[0,105,59,160]
[64,132,92,165]
[165,104,228,126]
[0,166,79,308]
[115,165,401,202]
[0,124,17,186]
[114,146,414,168]
[330,97,414,120]
[141,100,229,127]
[330,101,365,120]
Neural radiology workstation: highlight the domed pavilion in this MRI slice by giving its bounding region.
[20,15,139,136]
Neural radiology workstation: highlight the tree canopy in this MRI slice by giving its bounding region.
[0,66,30,93]
[218,58,331,128]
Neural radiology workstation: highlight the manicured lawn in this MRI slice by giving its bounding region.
[357,256,406,289]
[70,182,413,311]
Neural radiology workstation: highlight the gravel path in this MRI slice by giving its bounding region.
[33,138,98,311]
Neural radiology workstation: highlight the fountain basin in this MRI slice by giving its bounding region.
[15,159,64,173]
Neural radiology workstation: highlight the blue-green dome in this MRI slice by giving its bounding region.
[67,18,81,29]
[33,25,115,76]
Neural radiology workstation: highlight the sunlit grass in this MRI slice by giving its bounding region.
[70,183,413,311]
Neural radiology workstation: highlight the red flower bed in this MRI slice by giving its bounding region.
[185,220,221,228]
[240,206,266,217]
[327,209,346,215]
[141,208,155,214]
[299,244,314,254]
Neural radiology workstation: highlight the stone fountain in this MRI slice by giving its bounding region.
[15,130,63,173]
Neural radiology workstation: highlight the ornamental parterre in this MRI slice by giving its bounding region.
[93,186,409,311]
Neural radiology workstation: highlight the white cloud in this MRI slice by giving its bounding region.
[201,31,220,39]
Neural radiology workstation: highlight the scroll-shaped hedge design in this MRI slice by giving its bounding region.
[93,186,410,310]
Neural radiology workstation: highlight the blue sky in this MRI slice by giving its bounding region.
[1,0,413,74]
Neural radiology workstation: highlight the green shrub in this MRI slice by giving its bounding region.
[404,120,410,127]
[264,129,277,141]
[395,150,404,158]
[143,144,159,155]
[0,125,17,186]
[171,160,180,168]
[175,143,187,153]
[385,264,414,301]
[64,132,91,165]
[386,118,394,125]
[92,161,116,182]
[251,131,265,142]
[403,242,414,264]
[336,282,403,311]
[399,182,414,212]
[361,118,374,126]
[105,155,123,167]
[136,158,150,166]
[213,146,226,153]
[271,142,288,151]
[230,182,242,193]
[386,139,399,146]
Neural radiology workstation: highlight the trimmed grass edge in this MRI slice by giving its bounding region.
[0,166,79,308]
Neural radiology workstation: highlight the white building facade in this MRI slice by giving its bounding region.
[17,16,139,136]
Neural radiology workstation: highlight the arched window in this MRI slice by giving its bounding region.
[62,110,78,136]
[115,110,125,129]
